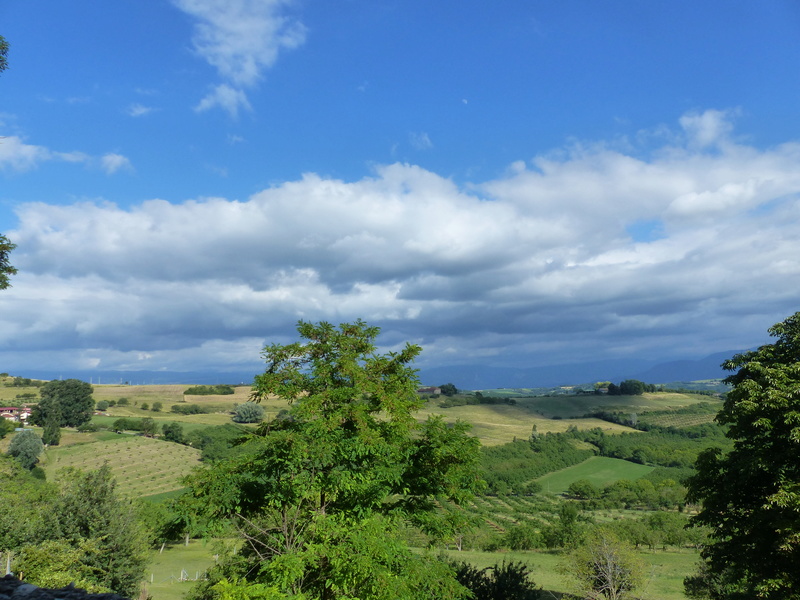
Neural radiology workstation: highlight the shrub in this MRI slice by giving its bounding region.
[453,560,542,600]
[96,400,109,411]
[231,402,266,423]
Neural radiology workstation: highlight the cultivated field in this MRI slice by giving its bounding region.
[40,434,201,498]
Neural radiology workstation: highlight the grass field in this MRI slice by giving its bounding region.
[144,541,698,600]
[438,548,697,600]
[41,435,201,498]
[536,456,655,495]
[418,403,638,446]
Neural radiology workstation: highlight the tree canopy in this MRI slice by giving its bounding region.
[0,234,17,290]
[687,312,800,599]
[184,320,484,600]
[31,378,94,428]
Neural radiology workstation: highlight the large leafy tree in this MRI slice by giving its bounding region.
[31,378,94,428]
[687,312,800,599]
[184,320,484,600]
[0,234,17,290]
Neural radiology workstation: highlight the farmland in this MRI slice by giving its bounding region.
[2,378,727,599]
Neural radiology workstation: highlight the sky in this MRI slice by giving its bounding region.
[1,0,800,383]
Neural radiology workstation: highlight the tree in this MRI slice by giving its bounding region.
[184,320,483,600]
[162,422,184,444]
[0,234,17,290]
[561,528,645,600]
[42,408,62,446]
[231,401,266,423]
[686,312,800,599]
[0,418,14,439]
[45,465,150,597]
[31,379,94,428]
[140,416,158,437]
[452,560,542,600]
[0,34,8,73]
[619,379,646,396]
[8,430,44,469]
[96,400,109,411]
[152,401,163,412]
[439,382,458,396]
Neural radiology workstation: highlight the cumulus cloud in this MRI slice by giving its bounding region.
[174,0,307,115]
[2,110,799,373]
[0,136,89,172]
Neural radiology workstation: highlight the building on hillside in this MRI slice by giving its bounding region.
[0,407,31,422]
[417,386,442,395]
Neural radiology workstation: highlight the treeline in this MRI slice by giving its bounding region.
[577,424,731,469]
[440,392,517,409]
[183,384,235,395]
[481,432,594,495]
[170,403,216,415]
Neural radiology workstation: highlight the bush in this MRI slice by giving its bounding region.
[151,401,163,412]
[8,430,44,469]
[452,560,542,600]
[231,402,266,423]
[96,400,109,411]
[117,397,129,406]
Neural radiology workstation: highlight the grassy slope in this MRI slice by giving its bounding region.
[536,456,654,495]
[40,434,201,498]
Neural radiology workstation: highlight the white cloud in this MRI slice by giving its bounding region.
[3,110,799,373]
[0,136,89,172]
[195,83,252,117]
[410,131,433,150]
[174,0,307,114]
[127,103,155,117]
[101,153,133,175]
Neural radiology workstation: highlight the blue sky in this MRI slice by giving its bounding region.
[1,0,800,380]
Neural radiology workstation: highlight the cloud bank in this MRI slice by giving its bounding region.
[2,110,799,376]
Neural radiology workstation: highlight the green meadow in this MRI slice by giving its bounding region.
[536,456,654,495]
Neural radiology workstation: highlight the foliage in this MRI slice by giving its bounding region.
[451,560,542,600]
[43,465,150,597]
[184,320,483,600]
[152,401,163,412]
[231,401,266,423]
[172,403,215,415]
[15,539,111,593]
[0,456,56,550]
[162,421,185,443]
[42,409,62,445]
[481,433,594,495]
[0,233,17,289]
[686,312,800,599]
[561,528,645,600]
[579,424,730,469]
[8,429,44,469]
[439,392,517,409]
[0,417,14,439]
[141,416,159,437]
[185,384,236,395]
[439,382,458,396]
[185,423,249,461]
[31,378,94,427]
[96,399,109,411]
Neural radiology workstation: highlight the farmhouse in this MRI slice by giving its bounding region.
[0,406,31,422]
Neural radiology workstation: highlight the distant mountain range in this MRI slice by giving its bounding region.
[417,350,738,390]
[13,350,742,390]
